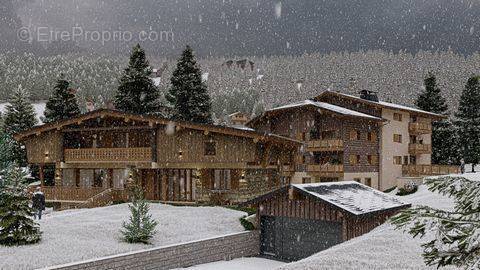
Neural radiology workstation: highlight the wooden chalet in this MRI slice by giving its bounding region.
[244,181,410,261]
[14,109,300,208]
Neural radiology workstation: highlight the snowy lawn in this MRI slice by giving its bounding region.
[175,257,285,270]
[277,174,469,270]
[0,203,246,270]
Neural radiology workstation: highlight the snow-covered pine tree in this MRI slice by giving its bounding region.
[166,45,213,124]
[114,44,162,115]
[121,185,158,244]
[3,85,38,166]
[415,72,458,164]
[391,176,480,269]
[43,74,81,123]
[0,164,42,246]
[454,76,480,172]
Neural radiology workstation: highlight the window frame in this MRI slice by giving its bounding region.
[204,141,217,156]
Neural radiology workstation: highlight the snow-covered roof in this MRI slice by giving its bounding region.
[269,100,382,121]
[317,91,444,118]
[293,181,409,215]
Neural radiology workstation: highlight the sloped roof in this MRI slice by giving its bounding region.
[315,91,446,120]
[269,100,383,121]
[13,109,301,147]
[293,181,409,215]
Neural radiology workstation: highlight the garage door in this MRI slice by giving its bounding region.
[260,215,343,261]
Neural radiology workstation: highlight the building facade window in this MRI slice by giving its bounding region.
[393,156,402,165]
[349,154,361,165]
[365,178,372,187]
[393,113,403,121]
[354,178,361,183]
[350,130,361,140]
[393,134,402,143]
[367,155,378,165]
[204,141,216,156]
[367,131,377,142]
[403,156,409,165]
[214,169,231,190]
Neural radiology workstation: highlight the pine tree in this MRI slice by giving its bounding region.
[454,76,480,172]
[114,44,162,115]
[392,176,480,269]
[3,85,38,166]
[166,46,212,124]
[121,185,158,244]
[415,73,457,164]
[0,133,16,169]
[0,164,42,246]
[43,74,81,123]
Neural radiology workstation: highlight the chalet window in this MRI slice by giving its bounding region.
[367,155,378,165]
[367,131,377,142]
[349,130,361,140]
[302,177,311,184]
[393,113,403,122]
[409,155,417,165]
[354,178,361,183]
[349,154,361,165]
[321,130,336,140]
[93,169,107,188]
[403,156,409,165]
[393,134,402,143]
[365,178,372,187]
[204,141,216,156]
[393,156,402,165]
[214,169,231,190]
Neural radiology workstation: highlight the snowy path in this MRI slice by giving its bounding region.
[175,257,285,270]
[277,174,466,270]
[0,203,245,270]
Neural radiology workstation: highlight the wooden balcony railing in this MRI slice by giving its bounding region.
[64,147,152,162]
[281,165,295,172]
[402,164,460,177]
[409,122,432,134]
[307,164,344,174]
[409,143,432,155]
[307,139,344,152]
[42,186,107,202]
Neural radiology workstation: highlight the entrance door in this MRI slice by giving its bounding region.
[159,169,195,202]
[141,170,156,200]
[260,215,343,261]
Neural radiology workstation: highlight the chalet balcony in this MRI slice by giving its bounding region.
[402,164,460,177]
[42,186,107,202]
[64,147,153,163]
[408,143,432,155]
[307,139,344,152]
[307,164,344,177]
[281,165,295,172]
[409,122,432,135]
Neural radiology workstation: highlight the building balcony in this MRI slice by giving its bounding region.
[402,164,460,177]
[409,122,432,135]
[64,147,153,163]
[307,164,344,177]
[408,143,432,155]
[306,139,344,152]
[281,165,295,172]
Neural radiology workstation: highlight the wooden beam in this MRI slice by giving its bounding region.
[62,126,153,133]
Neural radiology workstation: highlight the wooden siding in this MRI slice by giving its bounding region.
[24,131,63,164]
[156,129,257,165]
[341,119,380,173]
[257,189,403,242]
[65,147,152,162]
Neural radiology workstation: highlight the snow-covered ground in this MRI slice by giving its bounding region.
[176,257,285,270]
[276,173,469,270]
[0,203,246,270]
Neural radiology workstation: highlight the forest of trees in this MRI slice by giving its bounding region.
[1,50,480,120]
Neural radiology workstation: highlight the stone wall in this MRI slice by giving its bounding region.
[43,231,260,270]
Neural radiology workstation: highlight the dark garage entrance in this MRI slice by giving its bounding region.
[260,215,343,261]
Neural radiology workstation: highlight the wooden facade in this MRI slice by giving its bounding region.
[15,109,300,208]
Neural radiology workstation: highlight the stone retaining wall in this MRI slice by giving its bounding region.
[42,231,260,270]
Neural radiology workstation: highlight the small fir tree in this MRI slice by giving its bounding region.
[392,176,480,269]
[166,45,213,124]
[454,76,480,172]
[415,73,457,164]
[3,85,38,166]
[0,164,42,246]
[43,74,81,123]
[114,44,162,115]
[121,185,158,244]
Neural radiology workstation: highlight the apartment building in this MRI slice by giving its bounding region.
[248,90,459,190]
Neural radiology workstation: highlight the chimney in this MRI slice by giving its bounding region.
[359,90,379,102]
